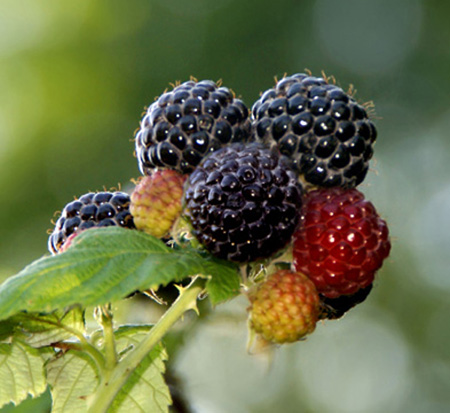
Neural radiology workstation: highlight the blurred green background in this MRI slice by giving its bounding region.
[1,0,450,412]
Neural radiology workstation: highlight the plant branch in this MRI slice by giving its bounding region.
[60,324,106,371]
[23,312,106,371]
[87,277,204,413]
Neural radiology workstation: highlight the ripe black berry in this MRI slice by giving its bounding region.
[184,143,303,262]
[252,73,376,188]
[48,191,136,254]
[136,80,252,175]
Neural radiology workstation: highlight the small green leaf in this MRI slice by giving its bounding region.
[0,227,240,320]
[109,325,171,413]
[203,260,241,305]
[4,307,85,348]
[0,340,47,409]
[46,350,99,413]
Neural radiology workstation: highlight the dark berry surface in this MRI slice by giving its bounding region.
[252,73,376,188]
[293,188,390,298]
[48,191,135,254]
[184,143,303,262]
[318,284,373,320]
[136,80,252,174]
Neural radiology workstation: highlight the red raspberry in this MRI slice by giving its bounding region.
[130,169,187,238]
[248,270,320,344]
[293,188,391,299]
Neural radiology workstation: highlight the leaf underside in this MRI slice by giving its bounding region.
[46,350,99,413]
[0,340,47,409]
[4,307,85,348]
[110,325,171,413]
[46,325,171,413]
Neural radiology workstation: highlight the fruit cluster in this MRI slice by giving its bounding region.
[48,74,391,346]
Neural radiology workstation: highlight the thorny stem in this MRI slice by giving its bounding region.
[87,277,204,413]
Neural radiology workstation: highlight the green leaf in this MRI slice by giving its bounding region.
[0,227,240,321]
[0,319,16,343]
[0,340,47,409]
[3,307,85,348]
[109,325,171,413]
[204,261,241,305]
[46,350,99,413]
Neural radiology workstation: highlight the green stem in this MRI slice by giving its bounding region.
[26,313,106,371]
[87,278,204,413]
[58,320,106,371]
[99,305,118,371]
[76,334,106,372]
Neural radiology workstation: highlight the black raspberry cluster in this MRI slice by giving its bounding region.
[48,74,391,346]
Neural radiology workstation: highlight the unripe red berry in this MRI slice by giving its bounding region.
[130,169,187,238]
[293,188,391,299]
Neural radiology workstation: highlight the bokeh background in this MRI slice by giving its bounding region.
[1,0,450,412]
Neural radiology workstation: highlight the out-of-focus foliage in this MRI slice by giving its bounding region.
[1,0,450,412]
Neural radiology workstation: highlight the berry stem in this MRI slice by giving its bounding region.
[75,335,106,373]
[98,304,118,370]
[86,277,204,413]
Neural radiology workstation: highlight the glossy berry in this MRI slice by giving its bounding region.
[252,73,376,188]
[130,169,187,238]
[248,270,320,344]
[318,284,373,320]
[48,191,136,254]
[293,188,390,298]
[135,79,252,174]
[184,143,303,262]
